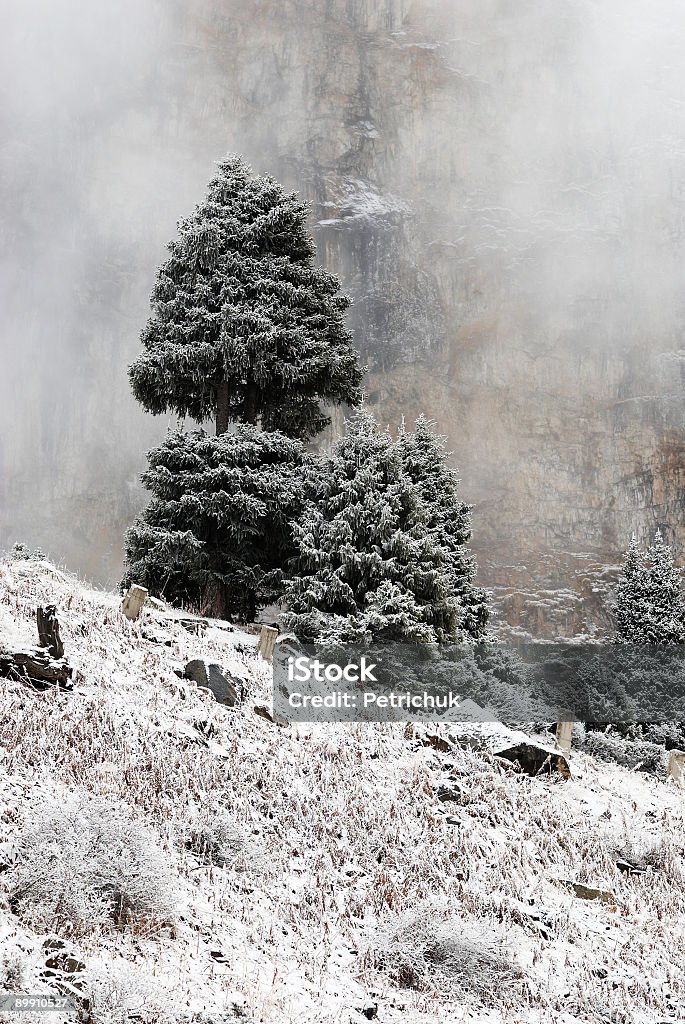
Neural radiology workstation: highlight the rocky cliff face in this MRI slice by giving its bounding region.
[3,0,685,636]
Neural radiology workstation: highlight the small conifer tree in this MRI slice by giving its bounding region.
[281,410,491,643]
[396,415,490,639]
[610,531,685,644]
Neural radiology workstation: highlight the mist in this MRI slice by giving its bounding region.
[3,0,685,633]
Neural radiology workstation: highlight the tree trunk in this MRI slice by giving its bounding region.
[216,380,230,435]
[243,383,258,425]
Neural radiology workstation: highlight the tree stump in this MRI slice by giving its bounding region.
[121,585,148,621]
[37,605,64,660]
[0,605,72,690]
[257,625,278,663]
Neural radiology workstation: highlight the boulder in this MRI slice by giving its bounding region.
[184,659,244,707]
[493,741,570,779]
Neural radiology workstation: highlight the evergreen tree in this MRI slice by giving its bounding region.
[610,531,685,644]
[128,155,364,439]
[396,415,490,639]
[123,156,363,619]
[122,426,307,621]
[281,410,491,643]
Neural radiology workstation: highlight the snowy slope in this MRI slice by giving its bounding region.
[0,559,684,1024]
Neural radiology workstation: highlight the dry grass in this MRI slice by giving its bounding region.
[0,559,684,1023]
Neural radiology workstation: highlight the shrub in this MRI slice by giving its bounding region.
[0,950,25,992]
[9,543,46,562]
[80,965,174,1024]
[6,793,177,937]
[184,810,246,868]
[375,905,522,1002]
[576,729,667,775]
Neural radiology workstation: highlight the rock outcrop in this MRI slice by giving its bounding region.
[3,1,685,636]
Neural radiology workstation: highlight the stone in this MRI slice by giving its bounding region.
[616,859,647,876]
[176,616,208,635]
[0,603,72,690]
[419,733,452,754]
[141,627,174,647]
[435,783,464,802]
[493,741,570,779]
[253,704,289,727]
[184,659,244,707]
[557,880,615,905]
[253,704,275,724]
[0,649,73,689]
[44,953,85,975]
[121,585,148,621]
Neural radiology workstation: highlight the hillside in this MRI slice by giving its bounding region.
[0,558,684,1024]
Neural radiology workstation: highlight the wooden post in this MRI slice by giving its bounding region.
[257,625,278,663]
[555,719,574,756]
[668,750,685,783]
[121,585,148,621]
[37,605,64,660]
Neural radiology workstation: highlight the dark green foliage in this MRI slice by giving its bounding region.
[281,410,491,643]
[609,531,685,644]
[122,426,307,621]
[128,155,364,438]
[124,155,364,619]
[396,415,490,640]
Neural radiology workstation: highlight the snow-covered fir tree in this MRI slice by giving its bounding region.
[396,414,490,639]
[123,156,363,618]
[122,426,307,621]
[610,530,685,643]
[128,155,364,439]
[281,410,491,643]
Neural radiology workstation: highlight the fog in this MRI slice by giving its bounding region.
[3,0,685,628]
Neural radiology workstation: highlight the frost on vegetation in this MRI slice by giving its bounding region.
[79,964,173,1024]
[0,949,25,992]
[6,794,177,938]
[8,543,46,563]
[183,807,248,868]
[375,903,523,1002]
[1,558,685,1022]
[575,725,667,775]
[607,831,685,882]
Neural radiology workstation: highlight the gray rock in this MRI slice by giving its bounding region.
[556,879,615,904]
[493,741,570,779]
[184,659,244,707]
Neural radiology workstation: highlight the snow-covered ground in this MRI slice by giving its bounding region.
[0,559,684,1024]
